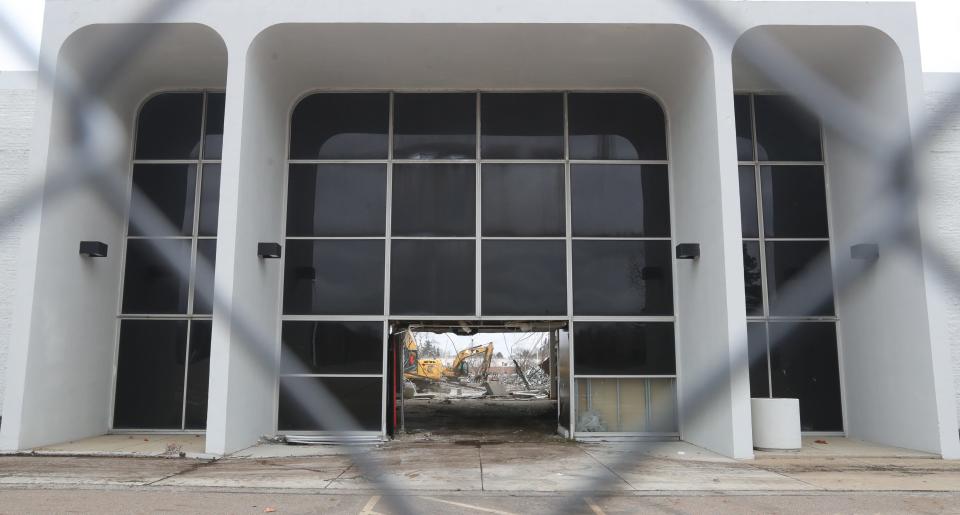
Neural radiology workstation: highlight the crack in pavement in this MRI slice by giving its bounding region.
[142,458,219,487]
[326,463,356,489]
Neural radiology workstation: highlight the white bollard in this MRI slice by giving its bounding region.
[751,398,802,450]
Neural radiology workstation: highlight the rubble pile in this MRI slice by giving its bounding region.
[404,336,554,401]
[473,359,550,400]
[405,360,551,401]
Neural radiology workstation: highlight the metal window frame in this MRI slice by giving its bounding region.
[111,89,224,433]
[736,91,846,435]
[275,90,678,440]
[561,91,678,437]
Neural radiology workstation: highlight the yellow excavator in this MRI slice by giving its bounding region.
[402,330,494,386]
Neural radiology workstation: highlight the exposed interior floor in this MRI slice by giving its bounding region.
[397,398,564,443]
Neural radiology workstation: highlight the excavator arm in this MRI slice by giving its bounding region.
[402,330,495,384]
[445,342,495,380]
[478,343,494,381]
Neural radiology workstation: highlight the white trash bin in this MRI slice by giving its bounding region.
[751,398,801,450]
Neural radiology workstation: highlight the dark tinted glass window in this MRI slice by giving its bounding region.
[754,95,822,162]
[391,164,475,237]
[203,92,225,160]
[765,241,834,316]
[128,164,196,237]
[571,164,670,237]
[572,240,673,316]
[113,320,187,429]
[746,322,770,398]
[568,93,667,160]
[289,93,389,160]
[197,164,220,236]
[573,322,675,375]
[394,93,476,160]
[735,95,754,162]
[743,242,763,316]
[482,240,567,316]
[135,93,203,160]
[769,322,843,431]
[760,165,828,238]
[481,164,565,237]
[480,93,563,159]
[286,164,387,237]
[278,376,382,431]
[184,320,211,430]
[390,240,475,316]
[122,239,192,314]
[738,165,759,238]
[193,239,217,315]
[281,321,383,375]
[283,239,385,315]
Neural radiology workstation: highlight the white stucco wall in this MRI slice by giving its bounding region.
[0,71,36,418]
[924,73,960,429]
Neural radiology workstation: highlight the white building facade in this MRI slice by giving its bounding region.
[0,0,959,460]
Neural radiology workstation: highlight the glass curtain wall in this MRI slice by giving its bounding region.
[283,93,390,432]
[567,93,676,434]
[113,91,224,430]
[283,92,676,435]
[735,93,844,432]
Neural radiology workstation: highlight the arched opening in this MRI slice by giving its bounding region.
[4,23,226,449]
[732,25,947,454]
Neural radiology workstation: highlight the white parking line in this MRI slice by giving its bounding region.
[359,495,383,515]
[420,496,518,515]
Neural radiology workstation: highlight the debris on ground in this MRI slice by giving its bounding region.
[162,443,184,457]
[402,381,417,399]
[577,411,607,432]
[401,330,552,399]
[483,380,507,396]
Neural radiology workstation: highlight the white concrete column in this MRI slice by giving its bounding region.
[0,54,77,450]
[922,72,960,459]
[903,35,960,461]
[205,35,289,455]
[822,27,960,459]
[667,38,754,460]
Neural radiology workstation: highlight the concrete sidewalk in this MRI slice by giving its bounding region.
[2,437,958,493]
[3,437,960,513]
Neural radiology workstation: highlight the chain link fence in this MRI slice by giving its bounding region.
[1,1,958,513]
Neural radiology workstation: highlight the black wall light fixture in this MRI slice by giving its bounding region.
[258,242,282,259]
[79,241,108,257]
[675,243,700,260]
[850,243,879,262]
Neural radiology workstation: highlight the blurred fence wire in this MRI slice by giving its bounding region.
[0,1,958,513]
